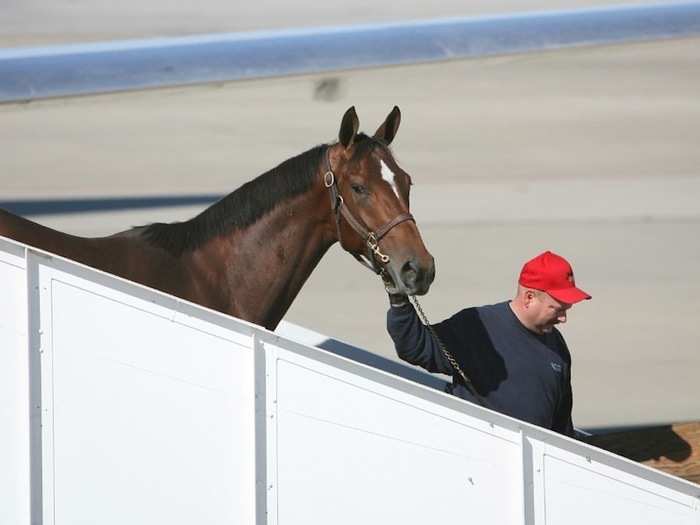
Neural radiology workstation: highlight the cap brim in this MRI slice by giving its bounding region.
[547,287,591,305]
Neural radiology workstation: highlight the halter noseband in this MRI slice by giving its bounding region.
[323,146,415,274]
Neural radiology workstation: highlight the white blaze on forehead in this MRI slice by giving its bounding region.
[380,159,401,199]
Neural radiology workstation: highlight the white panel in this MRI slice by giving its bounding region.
[541,443,697,525]
[0,242,30,525]
[5,236,699,525]
[39,267,255,525]
[268,345,523,525]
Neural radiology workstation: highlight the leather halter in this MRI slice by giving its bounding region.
[323,146,415,274]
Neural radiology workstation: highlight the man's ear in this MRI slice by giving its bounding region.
[373,105,401,145]
[524,289,536,308]
[339,106,359,148]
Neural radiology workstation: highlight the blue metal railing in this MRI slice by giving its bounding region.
[1,2,699,103]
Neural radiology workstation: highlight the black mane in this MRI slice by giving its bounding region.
[139,143,327,256]
[139,134,389,256]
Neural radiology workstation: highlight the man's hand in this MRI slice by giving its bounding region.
[388,292,409,307]
[381,271,409,307]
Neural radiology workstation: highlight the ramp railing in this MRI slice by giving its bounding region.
[2,235,698,525]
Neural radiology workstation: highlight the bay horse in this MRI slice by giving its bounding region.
[0,106,435,330]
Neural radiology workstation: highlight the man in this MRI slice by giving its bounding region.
[386,250,590,437]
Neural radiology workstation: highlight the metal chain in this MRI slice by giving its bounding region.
[409,295,490,408]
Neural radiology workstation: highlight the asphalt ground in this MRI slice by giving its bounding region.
[1,9,699,427]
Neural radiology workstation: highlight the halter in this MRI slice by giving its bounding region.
[323,146,415,274]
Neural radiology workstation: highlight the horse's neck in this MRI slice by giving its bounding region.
[191,190,334,330]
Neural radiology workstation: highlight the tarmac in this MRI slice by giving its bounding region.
[1,3,699,428]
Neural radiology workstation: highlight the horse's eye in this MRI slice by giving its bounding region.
[351,184,367,195]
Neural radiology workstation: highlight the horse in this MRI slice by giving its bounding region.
[0,106,435,330]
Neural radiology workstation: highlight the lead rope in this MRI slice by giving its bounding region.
[409,295,492,409]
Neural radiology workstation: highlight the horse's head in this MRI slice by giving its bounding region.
[324,106,435,296]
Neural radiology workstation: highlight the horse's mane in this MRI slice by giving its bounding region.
[139,134,384,256]
[139,143,327,256]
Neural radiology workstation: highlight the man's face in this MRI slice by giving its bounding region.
[528,291,572,334]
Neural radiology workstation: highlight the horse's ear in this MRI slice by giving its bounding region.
[339,106,359,148]
[374,105,401,145]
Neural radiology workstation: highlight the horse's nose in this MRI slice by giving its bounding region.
[400,256,435,295]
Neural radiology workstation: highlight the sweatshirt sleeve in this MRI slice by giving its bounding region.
[386,304,454,375]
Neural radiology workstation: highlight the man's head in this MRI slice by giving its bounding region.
[512,251,591,334]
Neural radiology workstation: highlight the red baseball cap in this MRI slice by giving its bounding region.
[519,251,591,304]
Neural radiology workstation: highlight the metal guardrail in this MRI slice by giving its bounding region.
[0,195,222,217]
[3,235,699,525]
[1,2,700,103]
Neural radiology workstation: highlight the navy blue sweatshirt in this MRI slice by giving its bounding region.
[387,301,574,437]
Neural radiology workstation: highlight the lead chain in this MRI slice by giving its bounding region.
[409,295,488,408]
[367,233,390,264]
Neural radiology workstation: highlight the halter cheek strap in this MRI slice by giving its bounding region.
[323,146,415,274]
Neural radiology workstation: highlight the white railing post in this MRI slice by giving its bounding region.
[26,249,45,525]
[263,341,279,525]
[253,332,268,525]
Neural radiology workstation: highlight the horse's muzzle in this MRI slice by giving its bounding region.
[399,255,435,296]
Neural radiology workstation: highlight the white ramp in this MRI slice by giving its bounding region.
[1,235,698,524]
[0,240,31,525]
[0,238,256,525]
